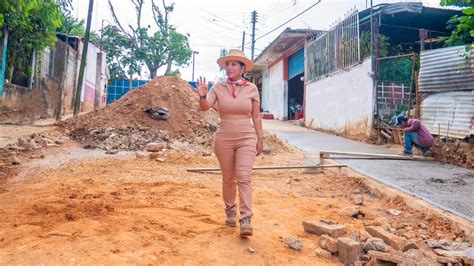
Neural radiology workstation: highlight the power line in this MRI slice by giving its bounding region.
[250,0,322,44]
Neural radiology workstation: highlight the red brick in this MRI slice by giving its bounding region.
[319,235,338,253]
[366,226,407,251]
[337,237,360,266]
[302,220,346,238]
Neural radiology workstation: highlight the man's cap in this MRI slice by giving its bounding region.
[395,114,407,125]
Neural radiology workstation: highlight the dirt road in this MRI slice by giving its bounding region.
[0,132,471,265]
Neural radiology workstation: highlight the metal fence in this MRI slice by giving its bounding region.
[306,8,360,82]
[106,79,148,104]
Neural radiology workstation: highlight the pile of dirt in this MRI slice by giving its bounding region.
[263,133,298,154]
[61,77,219,151]
[430,138,473,169]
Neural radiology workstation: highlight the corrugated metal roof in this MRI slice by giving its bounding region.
[419,45,474,93]
[421,91,473,139]
[382,2,423,15]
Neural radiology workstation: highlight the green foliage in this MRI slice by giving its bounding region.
[379,56,414,85]
[104,0,192,80]
[168,68,181,77]
[439,0,473,47]
[359,31,389,59]
[57,11,86,35]
[0,0,62,84]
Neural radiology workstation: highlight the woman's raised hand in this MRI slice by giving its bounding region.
[196,76,208,97]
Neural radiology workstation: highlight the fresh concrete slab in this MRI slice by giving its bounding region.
[264,120,474,221]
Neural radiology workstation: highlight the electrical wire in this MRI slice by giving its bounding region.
[249,0,322,44]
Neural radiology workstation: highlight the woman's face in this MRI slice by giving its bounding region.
[225,60,245,80]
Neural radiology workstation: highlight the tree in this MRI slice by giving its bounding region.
[0,0,62,84]
[104,0,192,79]
[440,0,473,47]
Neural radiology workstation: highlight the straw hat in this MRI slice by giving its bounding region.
[217,49,254,71]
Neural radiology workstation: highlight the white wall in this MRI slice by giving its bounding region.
[305,58,373,136]
[80,43,108,109]
[268,60,287,120]
[261,68,270,112]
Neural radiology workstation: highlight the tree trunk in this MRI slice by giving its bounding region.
[148,66,158,79]
[164,56,172,76]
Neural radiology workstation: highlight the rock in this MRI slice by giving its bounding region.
[403,248,425,260]
[427,239,471,251]
[314,247,332,259]
[367,250,414,265]
[366,226,407,251]
[359,230,372,242]
[353,194,363,205]
[201,151,212,157]
[12,156,21,165]
[145,142,167,152]
[149,152,164,160]
[341,207,361,218]
[135,151,149,158]
[106,149,119,155]
[155,157,165,162]
[337,237,360,266]
[262,148,272,155]
[303,220,346,238]
[387,209,402,216]
[284,237,303,251]
[402,242,420,252]
[362,237,388,252]
[29,154,45,159]
[319,235,338,253]
[55,139,65,145]
[436,256,461,265]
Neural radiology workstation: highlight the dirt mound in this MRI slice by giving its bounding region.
[61,76,219,151]
[264,133,298,154]
[430,138,473,169]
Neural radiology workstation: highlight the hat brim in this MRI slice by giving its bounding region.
[217,55,254,72]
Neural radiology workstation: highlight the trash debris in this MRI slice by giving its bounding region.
[144,107,170,121]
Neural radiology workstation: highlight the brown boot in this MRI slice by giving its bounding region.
[239,218,253,237]
[225,212,236,227]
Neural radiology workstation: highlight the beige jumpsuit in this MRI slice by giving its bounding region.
[206,80,260,220]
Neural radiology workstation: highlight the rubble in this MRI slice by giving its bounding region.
[61,76,219,152]
[362,237,388,252]
[319,235,338,253]
[366,226,407,251]
[302,220,346,238]
[314,248,332,258]
[337,237,360,265]
[284,237,302,251]
[352,194,363,205]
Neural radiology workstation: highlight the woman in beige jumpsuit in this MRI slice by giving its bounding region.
[197,49,264,237]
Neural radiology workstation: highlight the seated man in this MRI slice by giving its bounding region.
[395,114,434,156]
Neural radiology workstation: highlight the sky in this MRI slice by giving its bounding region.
[73,0,442,81]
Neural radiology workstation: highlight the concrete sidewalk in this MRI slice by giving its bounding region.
[263,120,474,221]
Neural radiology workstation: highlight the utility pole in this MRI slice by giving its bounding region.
[251,10,257,60]
[241,31,246,52]
[73,0,94,116]
[192,51,199,81]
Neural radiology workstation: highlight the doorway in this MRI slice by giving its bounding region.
[288,73,304,120]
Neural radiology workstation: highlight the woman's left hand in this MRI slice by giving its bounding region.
[256,138,264,156]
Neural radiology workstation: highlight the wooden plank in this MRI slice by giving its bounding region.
[187,164,347,173]
[380,131,391,140]
[320,150,434,161]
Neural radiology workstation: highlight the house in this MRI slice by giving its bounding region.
[252,2,460,139]
[0,33,109,123]
[249,28,323,120]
